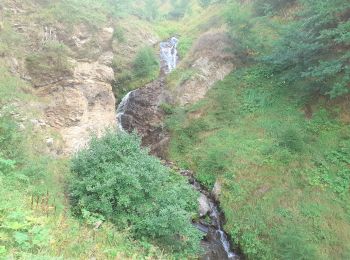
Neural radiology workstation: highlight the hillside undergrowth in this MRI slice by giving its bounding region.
[167,65,350,259]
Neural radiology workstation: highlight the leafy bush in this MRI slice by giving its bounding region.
[225,2,263,57]
[69,131,202,253]
[264,0,350,98]
[144,0,158,21]
[113,27,125,43]
[133,47,159,78]
[307,142,350,195]
[0,113,22,160]
[253,0,297,16]
[278,129,304,153]
[160,103,175,115]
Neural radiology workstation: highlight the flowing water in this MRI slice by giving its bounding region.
[180,169,238,260]
[116,90,134,132]
[160,36,178,74]
[116,37,238,259]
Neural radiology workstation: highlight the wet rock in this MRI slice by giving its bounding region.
[212,180,222,201]
[100,27,114,47]
[199,194,211,217]
[117,79,172,158]
[46,137,54,147]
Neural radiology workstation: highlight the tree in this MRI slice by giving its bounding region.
[253,0,297,16]
[69,131,202,253]
[264,0,350,98]
[133,46,159,78]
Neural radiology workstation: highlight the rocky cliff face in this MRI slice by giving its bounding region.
[34,26,117,154]
[1,1,117,154]
[176,30,235,105]
[39,58,116,154]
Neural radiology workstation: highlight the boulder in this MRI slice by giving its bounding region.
[198,194,211,217]
[212,180,222,201]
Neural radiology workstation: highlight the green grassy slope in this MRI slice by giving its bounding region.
[167,65,350,259]
[0,0,209,258]
[167,1,350,258]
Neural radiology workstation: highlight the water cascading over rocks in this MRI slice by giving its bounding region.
[116,37,238,259]
[116,37,179,157]
[160,36,178,74]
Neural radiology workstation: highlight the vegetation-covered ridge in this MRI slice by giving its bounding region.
[0,0,216,258]
[1,0,349,259]
[167,0,350,259]
[0,66,198,259]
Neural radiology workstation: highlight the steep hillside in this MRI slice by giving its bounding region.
[0,0,232,259]
[167,0,350,259]
[1,0,349,259]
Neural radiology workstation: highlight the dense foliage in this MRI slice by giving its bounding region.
[167,65,350,259]
[69,131,202,253]
[252,0,296,16]
[133,46,159,78]
[265,0,350,98]
[226,0,350,98]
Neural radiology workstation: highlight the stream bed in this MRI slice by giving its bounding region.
[116,37,239,259]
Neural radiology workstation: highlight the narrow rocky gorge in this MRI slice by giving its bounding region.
[117,37,238,260]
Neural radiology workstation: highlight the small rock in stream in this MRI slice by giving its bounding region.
[199,193,211,217]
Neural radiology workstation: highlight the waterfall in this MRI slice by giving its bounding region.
[116,90,134,132]
[117,37,179,131]
[116,37,238,259]
[209,201,236,259]
[160,37,178,74]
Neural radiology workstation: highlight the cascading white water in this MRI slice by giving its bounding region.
[208,197,237,259]
[182,169,238,259]
[117,37,179,131]
[116,37,238,259]
[116,90,134,132]
[211,212,236,258]
[160,37,178,74]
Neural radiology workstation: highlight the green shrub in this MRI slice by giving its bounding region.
[225,2,263,57]
[253,0,297,16]
[168,0,190,20]
[133,47,159,78]
[274,225,317,260]
[197,150,228,187]
[0,113,22,160]
[160,103,175,115]
[278,129,303,153]
[263,0,350,98]
[69,131,202,253]
[113,27,126,43]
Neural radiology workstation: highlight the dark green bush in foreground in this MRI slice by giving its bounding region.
[69,131,202,254]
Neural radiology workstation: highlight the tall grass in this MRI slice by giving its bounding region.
[166,65,350,259]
